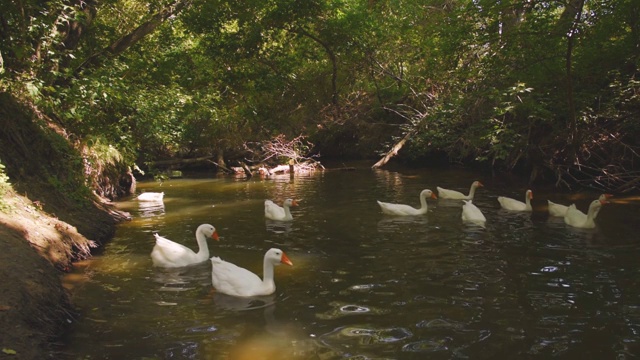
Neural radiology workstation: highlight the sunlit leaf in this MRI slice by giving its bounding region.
[2,348,17,355]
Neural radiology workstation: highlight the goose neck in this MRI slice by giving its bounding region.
[419,193,428,211]
[262,259,276,290]
[195,230,210,258]
[283,204,292,218]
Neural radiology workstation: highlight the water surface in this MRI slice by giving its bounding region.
[61,165,640,359]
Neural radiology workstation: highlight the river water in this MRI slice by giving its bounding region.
[61,164,640,359]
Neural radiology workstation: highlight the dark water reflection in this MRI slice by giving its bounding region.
[61,166,640,359]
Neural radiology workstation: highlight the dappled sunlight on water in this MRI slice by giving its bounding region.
[61,166,640,359]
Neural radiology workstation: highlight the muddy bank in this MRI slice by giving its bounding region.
[0,189,125,359]
[0,93,129,359]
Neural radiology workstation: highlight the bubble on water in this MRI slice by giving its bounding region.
[348,283,382,291]
[185,324,218,333]
[316,301,390,320]
[340,304,370,313]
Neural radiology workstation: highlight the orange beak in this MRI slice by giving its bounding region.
[529,192,534,199]
[431,193,438,199]
[211,231,220,241]
[280,252,293,266]
[291,200,299,206]
[478,182,484,187]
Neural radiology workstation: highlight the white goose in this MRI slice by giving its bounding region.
[461,200,486,226]
[437,181,483,200]
[548,194,612,217]
[498,189,533,211]
[564,198,608,229]
[151,224,219,267]
[137,192,164,202]
[264,199,298,221]
[210,248,293,297]
[377,189,437,216]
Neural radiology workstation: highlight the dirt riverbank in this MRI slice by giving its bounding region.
[0,188,126,359]
[0,93,130,359]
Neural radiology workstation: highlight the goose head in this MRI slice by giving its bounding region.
[198,224,220,241]
[420,189,438,199]
[266,248,293,267]
[283,199,299,207]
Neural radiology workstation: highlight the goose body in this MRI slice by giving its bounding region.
[548,194,612,217]
[547,200,569,217]
[210,248,293,297]
[564,199,608,229]
[437,181,483,200]
[461,200,486,225]
[498,190,533,211]
[151,224,219,267]
[377,189,437,216]
[264,199,298,221]
[137,192,164,202]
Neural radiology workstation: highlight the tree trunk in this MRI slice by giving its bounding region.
[295,28,340,117]
[562,0,585,158]
[60,0,98,51]
[71,0,192,78]
[371,129,416,169]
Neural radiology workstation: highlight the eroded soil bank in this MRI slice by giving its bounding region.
[0,188,128,359]
[0,93,129,359]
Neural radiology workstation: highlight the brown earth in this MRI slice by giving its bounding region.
[0,190,127,359]
[0,93,130,359]
[0,194,80,359]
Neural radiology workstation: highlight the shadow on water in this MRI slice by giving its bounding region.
[61,166,640,359]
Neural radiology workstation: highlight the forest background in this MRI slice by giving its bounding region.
[2,0,639,199]
[0,1,639,358]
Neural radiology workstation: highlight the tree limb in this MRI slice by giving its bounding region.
[72,0,192,78]
[371,129,417,169]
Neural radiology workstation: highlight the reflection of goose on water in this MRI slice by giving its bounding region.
[265,219,293,234]
[212,292,278,311]
[152,261,212,290]
[138,201,165,217]
[376,216,429,233]
[225,302,316,359]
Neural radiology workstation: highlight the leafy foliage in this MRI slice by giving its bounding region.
[0,162,11,212]
[1,0,639,192]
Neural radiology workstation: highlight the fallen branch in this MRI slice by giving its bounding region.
[148,155,215,166]
[372,129,416,169]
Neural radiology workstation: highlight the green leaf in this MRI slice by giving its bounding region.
[2,348,17,355]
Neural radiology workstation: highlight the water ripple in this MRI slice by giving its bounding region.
[316,301,389,319]
[348,283,384,291]
[321,325,413,345]
[402,339,449,353]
